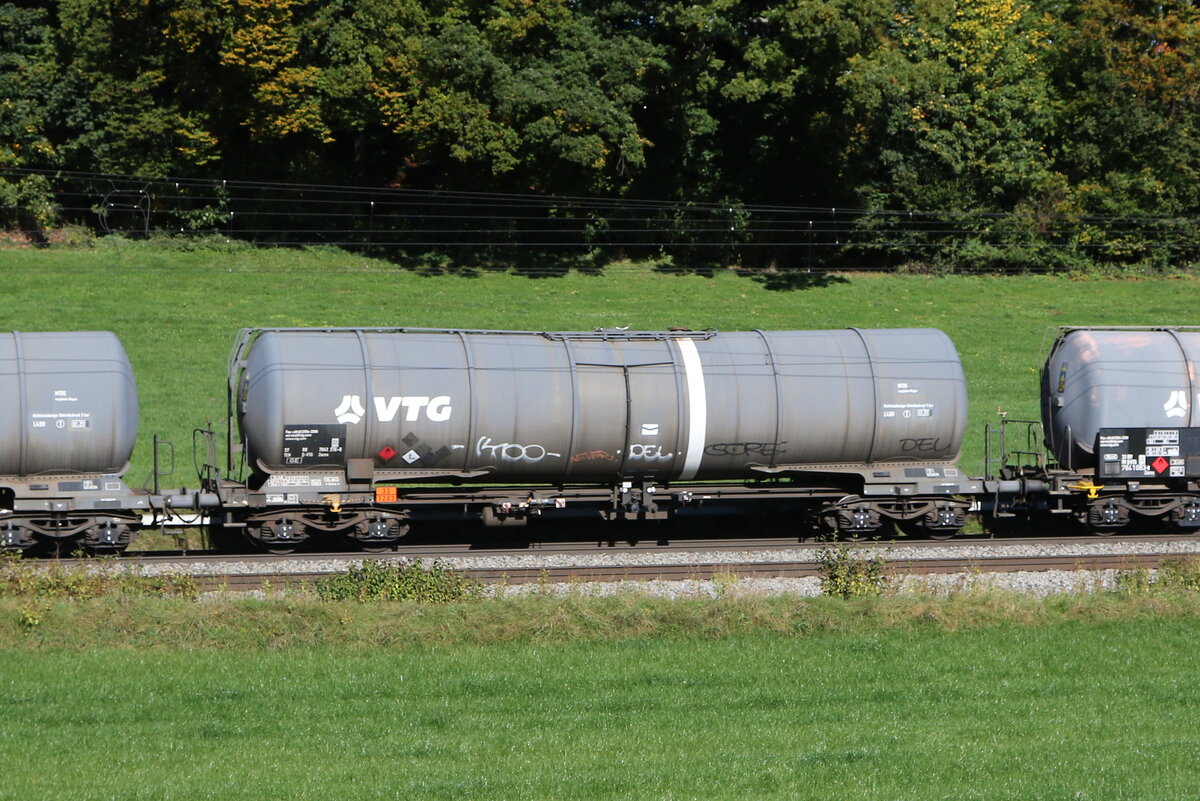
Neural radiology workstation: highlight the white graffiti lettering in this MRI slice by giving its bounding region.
[476,436,561,463]
[627,443,674,461]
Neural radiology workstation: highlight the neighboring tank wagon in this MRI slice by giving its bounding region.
[1035,327,1200,531]
[219,327,976,550]
[1043,328,1200,471]
[0,331,146,551]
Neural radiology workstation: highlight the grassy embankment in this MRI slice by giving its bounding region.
[4,241,1200,798]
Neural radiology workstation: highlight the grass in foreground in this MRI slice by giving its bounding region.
[3,584,1200,647]
[4,552,1199,800]
[1,607,1198,800]
[4,239,1200,481]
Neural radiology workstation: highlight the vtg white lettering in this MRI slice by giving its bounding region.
[335,394,453,424]
[373,395,453,423]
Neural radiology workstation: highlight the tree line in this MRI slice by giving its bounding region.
[4,0,1200,272]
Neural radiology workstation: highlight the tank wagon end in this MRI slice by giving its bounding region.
[1029,326,1200,533]
[0,331,148,552]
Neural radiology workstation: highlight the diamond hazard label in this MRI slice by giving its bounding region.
[377,445,397,462]
[1152,456,1170,474]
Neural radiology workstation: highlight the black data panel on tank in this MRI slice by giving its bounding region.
[282,424,347,466]
[1096,428,1200,479]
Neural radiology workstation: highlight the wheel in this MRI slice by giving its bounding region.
[818,503,884,541]
[345,517,410,551]
[81,520,133,554]
[0,522,37,554]
[1170,503,1200,533]
[899,517,961,540]
[1084,500,1128,536]
[248,518,309,554]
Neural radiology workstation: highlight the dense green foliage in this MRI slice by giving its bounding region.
[315,559,480,603]
[0,554,198,599]
[815,546,889,598]
[6,1,1200,270]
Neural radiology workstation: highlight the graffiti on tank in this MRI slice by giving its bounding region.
[570,450,619,464]
[899,437,950,454]
[627,443,674,461]
[476,436,561,463]
[703,442,787,458]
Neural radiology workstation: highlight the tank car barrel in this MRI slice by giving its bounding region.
[1044,327,1200,470]
[0,331,138,475]
[234,327,968,485]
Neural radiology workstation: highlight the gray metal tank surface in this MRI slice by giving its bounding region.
[0,331,138,476]
[1043,327,1200,470]
[237,327,967,482]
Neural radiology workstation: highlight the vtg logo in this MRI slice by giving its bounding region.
[1164,390,1190,420]
[334,395,453,424]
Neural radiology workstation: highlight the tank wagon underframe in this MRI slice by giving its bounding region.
[210,462,980,551]
[990,469,1200,535]
[0,471,218,552]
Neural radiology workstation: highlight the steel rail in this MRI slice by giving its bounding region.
[191,552,1187,593]
[103,532,1200,566]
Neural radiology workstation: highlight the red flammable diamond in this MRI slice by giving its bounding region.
[378,445,398,462]
[1152,456,1171,474]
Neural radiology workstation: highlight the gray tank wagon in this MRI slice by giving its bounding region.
[1034,327,1200,531]
[218,327,979,551]
[0,331,148,551]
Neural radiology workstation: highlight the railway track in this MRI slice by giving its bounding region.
[113,531,1200,561]
[78,533,1198,592]
[192,551,1186,593]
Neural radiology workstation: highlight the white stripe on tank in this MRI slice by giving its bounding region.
[677,338,707,480]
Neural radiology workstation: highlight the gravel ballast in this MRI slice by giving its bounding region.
[81,538,1200,599]
[125,538,1200,577]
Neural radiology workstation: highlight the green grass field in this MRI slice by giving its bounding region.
[3,239,1199,482]
[2,612,1199,800]
[4,243,1200,799]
